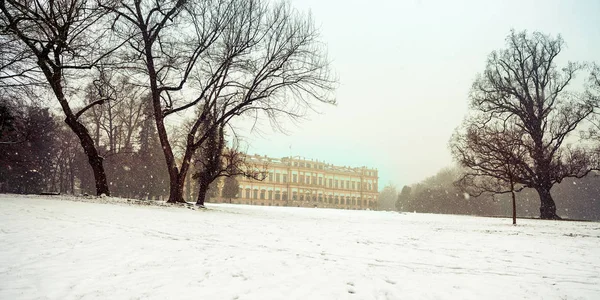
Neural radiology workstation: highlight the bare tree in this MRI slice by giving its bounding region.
[104,0,335,203]
[0,0,123,196]
[451,116,534,224]
[452,30,598,219]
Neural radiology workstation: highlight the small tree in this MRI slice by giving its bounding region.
[193,130,267,206]
[395,185,412,211]
[378,184,397,211]
[453,30,597,219]
[222,176,239,202]
[451,118,530,224]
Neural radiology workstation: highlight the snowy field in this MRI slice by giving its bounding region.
[1,194,599,300]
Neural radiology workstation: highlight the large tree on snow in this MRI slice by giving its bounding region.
[451,30,598,220]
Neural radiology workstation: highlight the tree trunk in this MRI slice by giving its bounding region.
[196,180,210,206]
[536,187,561,220]
[511,189,516,225]
[65,117,110,196]
[69,159,75,194]
[166,172,186,203]
[38,64,110,197]
[143,40,185,204]
[509,175,516,225]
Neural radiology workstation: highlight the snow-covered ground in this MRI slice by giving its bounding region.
[1,194,599,300]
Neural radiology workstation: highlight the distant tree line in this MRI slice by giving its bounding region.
[395,167,600,221]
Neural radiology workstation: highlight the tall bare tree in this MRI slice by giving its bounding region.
[104,0,335,203]
[452,30,597,219]
[0,0,123,196]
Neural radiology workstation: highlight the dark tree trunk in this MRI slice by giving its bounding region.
[45,70,110,197]
[69,159,75,194]
[166,172,186,203]
[143,39,186,204]
[65,117,110,196]
[509,175,516,225]
[510,189,517,225]
[196,180,210,206]
[536,187,561,220]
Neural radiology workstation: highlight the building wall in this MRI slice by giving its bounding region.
[213,155,379,210]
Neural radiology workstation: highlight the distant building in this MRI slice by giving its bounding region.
[212,154,379,209]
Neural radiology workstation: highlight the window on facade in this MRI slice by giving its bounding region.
[294,162,298,167]
[300,162,305,167]
[269,173,273,182]
[299,175,304,184]
[276,173,280,183]
[268,190,273,200]
[275,191,281,200]
[352,182,356,189]
[292,192,297,200]
[283,174,287,183]
[318,177,323,185]
[245,189,251,199]
[335,196,339,204]
[346,181,350,189]
[307,163,311,168]
[328,179,332,187]
[358,182,361,190]
[292,174,297,183]
[328,196,333,204]
[282,192,288,201]
[318,194,323,202]
[312,176,317,185]
[334,180,338,188]
[368,183,372,190]
[253,189,258,199]
[260,190,265,199]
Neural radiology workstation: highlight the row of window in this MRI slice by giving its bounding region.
[265,173,374,191]
[228,201,376,208]
[240,188,374,205]
[287,161,376,177]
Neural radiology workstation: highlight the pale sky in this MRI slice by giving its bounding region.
[232,0,600,190]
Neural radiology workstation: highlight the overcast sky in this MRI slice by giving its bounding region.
[232,0,600,190]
